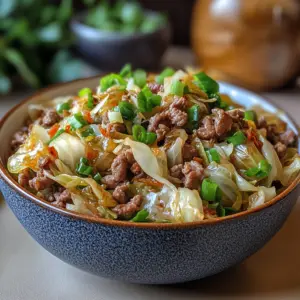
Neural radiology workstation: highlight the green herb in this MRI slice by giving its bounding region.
[100,73,126,92]
[210,93,229,110]
[130,209,149,222]
[132,124,157,145]
[194,72,219,95]
[201,178,222,202]
[244,159,272,179]
[68,113,88,130]
[133,69,147,88]
[227,131,247,146]
[93,172,102,183]
[81,126,96,137]
[137,86,161,113]
[208,202,219,209]
[217,205,225,217]
[80,157,89,165]
[170,80,186,96]
[118,101,136,120]
[76,163,93,176]
[48,129,65,144]
[206,148,220,163]
[56,102,70,114]
[187,105,199,130]
[244,110,257,122]
[120,63,132,78]
[78,87,92,97]
[155,67,175,84]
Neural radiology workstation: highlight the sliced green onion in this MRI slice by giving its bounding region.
[48,129,65,144]
[155,67,175,84]
[81,126,96,138]
[132,124,157,145]
[208,202,219,209]
[56,102,70,114]
[224,207,237,215]
[68,113,88,130]
[244,159,272,178]
[79,157,89,165]
[206,148,220,163]
[170,80,185,96]
[93,172,102,183]
[187,105,199,130]
[120,63,132,78]
[133,69,147,88]
[78,87,92,97]
[100,73,127,92]
[137,87,161,113]
[244,110,257,122]
[118,101,136,120]
[200,178,222,202]
[194,72,219,95]
[226,131,246,146]
[217,205,225,217]
[130,209,149,222]
[150,94,162,106]
[76,163,93,176]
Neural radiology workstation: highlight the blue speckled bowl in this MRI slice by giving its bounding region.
[0,78,299,284]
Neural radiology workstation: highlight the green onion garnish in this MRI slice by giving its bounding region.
[81,126,96,138]
[137,86,161,113]
[118,101,136,120]
[48,129,65,144]
[170,80,186,96]
[93,172,102,183]
[68,113,88,130]
[206,148,220,163]
[78,87,92,97]
[155,67,175,84]
[244,159,272,179]
[200,178,222,202]
[80,157,89,165]
[100,73,127,92]
[133,69,147,88]
[120,63,132,78]
[76,163,93,176]
[244,110,257,122]
[56,102,70,114]
[130,209,149,222]
[132,124,157,145]
[226,131,246,146]
[187,105,199,130]
[194,72,219,95]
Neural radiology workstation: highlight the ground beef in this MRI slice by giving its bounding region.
[212,108,233,137]
[112,195,143,219]
[101,175,118,189]
[274,142,287,159]
[148,82,163,94]
[148,111,170,132]
[18,168,31,187]
[40,109,61,127]
[156,124,170,142]
[169,164,183,179]
[107,122,126,134]
[280,129,296,146]
[197,116,216,140]
[130,162,142,175]
[169,107,188,127]
[110,152,128,182]
[257,116,267,129]
[226,109,245,121]
[112,182,130,204]
[38,156,51,169]
[183,144,198,162]
[53,189,71,208]
[124,149,135,164]
[182,160,204,189]
[11,126,29,150]
[170,96,188,110]
[29,170,54,191]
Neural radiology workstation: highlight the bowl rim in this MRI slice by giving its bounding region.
[0,76,299,229]
[70,10,171,40]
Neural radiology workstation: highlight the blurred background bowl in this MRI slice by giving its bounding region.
[70,10,172,71]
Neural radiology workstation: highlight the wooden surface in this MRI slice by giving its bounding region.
[0,47,300,300]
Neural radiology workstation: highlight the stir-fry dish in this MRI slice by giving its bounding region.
[8,66,300,223]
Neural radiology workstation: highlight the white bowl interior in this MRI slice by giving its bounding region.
[0,79,298,164]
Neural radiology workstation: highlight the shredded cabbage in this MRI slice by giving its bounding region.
[108,111,123,124]
[248,186,276,209]
[49,133,85,171]
[282,156,300,186]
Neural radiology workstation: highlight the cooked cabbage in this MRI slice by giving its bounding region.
[248,186,276,209]
[282,156,300,186]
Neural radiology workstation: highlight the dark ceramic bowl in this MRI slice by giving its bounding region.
[70,11,172,71]
[0,78,299,284]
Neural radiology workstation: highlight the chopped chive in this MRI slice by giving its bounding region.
[100,73,126,92]
[244,110,257,122]
[206,148,220,163]
[244,159,272,179]
[200,178,222,202]
[155,67,175,84]
[130,209,149,222]
[170,80,185,96]
[132,124,157,145]
[194,72,219,95]
[76,163,93,176]
[68,113,88,130]
[118,101,136,120]
[48,129,65,144]
[56,102,70,114]
[120,63,132,78]
[81,126,96,138]
[226,131,246,146]
[133,69,147,88]
[93,172,102,183]
[78,87,92,97]
[187,105,199,130]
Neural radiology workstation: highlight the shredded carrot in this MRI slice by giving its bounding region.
[65,124,71,133]
[83,111,93,123]
[134,178,163,188]
[100,127,109,137]
[247,128,263,150]
[86,146,98,160]
[48,146,58,159]
[193,157,203,164]
[48,123,60,138]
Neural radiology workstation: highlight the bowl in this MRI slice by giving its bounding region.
[0,77,299,284]
[70,11,172,71]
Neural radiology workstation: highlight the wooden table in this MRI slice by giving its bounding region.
[0,47,299,300]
